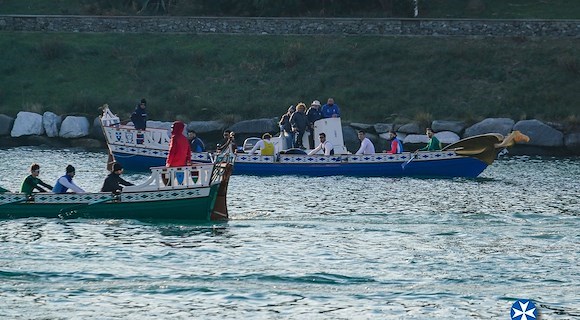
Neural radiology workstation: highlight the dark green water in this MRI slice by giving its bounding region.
[0,148,578,319]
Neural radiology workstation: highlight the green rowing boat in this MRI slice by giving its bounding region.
[0,159,234,221]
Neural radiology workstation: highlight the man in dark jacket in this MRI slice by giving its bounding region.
[306,100,323,149]
[101,162,134,193]
[290,102,308,149]
[131,98,148,130]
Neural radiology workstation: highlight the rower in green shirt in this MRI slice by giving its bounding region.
[417,128,442,151]
[20,163,53,196]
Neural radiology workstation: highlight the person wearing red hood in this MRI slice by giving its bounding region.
[166,121,192,167]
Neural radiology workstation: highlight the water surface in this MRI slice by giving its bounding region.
[0,148,578,319]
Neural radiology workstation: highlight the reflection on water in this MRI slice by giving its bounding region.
[0,147,579,319]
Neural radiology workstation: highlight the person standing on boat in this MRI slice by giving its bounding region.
[386,131,404,154]
[416,128,442,152]
[166,121,191,167]
[306,100,323,149]
[101,162,134,193]
[52,165,85,194]
[20,163,53,196]
[249,133,275,156]
[187,129,205,153]
[355,130,375,155]
[131,98,148,130]
[321,98,340,118]
[290,103,308,149]
[308,133,334,156]
[278,105,295,150]
[216,130,237,153]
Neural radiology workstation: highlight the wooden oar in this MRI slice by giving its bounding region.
[59,196,117,217]
[0,197,29,206]
[401,153,417,170]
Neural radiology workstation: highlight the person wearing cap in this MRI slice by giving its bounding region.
[290,103,308,149]
[308,132,334,156]
[249,133,275,156]
[386,131,404,154]
[321,97,341,118]
[187,129,205,153]
[167,121,192,167]
[306,100,323,149]
[278,105,295,150]
[131,98,148,130]
[52,165,85,194]
[20,163,53,196]
[101,162,134,193]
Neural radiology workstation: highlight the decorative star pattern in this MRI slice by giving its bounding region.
[511,299,537,320]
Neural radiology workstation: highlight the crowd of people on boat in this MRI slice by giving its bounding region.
[125,96,442,159]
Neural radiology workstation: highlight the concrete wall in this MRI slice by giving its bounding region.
[0,15,579,37]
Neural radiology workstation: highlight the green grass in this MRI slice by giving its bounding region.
[0,33,578,125]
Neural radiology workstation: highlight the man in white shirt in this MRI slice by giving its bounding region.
[308,132,334,156]
[355,130,375,155]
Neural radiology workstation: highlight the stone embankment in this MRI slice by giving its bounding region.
[0,15,579,37]
[0,111,578,155]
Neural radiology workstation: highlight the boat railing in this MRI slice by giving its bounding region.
[102,125,171,149]
[123,164,215,192]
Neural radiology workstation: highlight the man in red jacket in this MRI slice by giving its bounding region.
[166,121,192,167]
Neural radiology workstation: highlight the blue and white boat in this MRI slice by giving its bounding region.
[100,106,528,178]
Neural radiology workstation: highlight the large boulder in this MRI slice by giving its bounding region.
[0,114,14,136]
[350,122,375,132]
[431,120,466,134]
[434,131,461,144]
[374,123,394,134]
[397,122,422,134]
[146,120,172,130]
[342,125,359,152]
[91,117,105,140]
[43,111,62,138]
[565,133,580,154]
[229,118,278,134]
[187,120,226,133]
[464,118,514,137]
[513,119,564,147]
[402,134,429,144]
[11,112,44,137]
[59,116,90,138]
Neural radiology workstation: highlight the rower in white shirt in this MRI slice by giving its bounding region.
[355,130,375,155]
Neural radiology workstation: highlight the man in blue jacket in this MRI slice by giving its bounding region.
[321,97,340,118]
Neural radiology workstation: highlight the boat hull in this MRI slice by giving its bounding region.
[0,184,220,221]
[113,151,488,178]
[233,156,488,178]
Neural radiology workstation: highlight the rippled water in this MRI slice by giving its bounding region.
[0,147,578,319]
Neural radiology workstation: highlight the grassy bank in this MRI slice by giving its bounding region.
[0,32,578,126]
